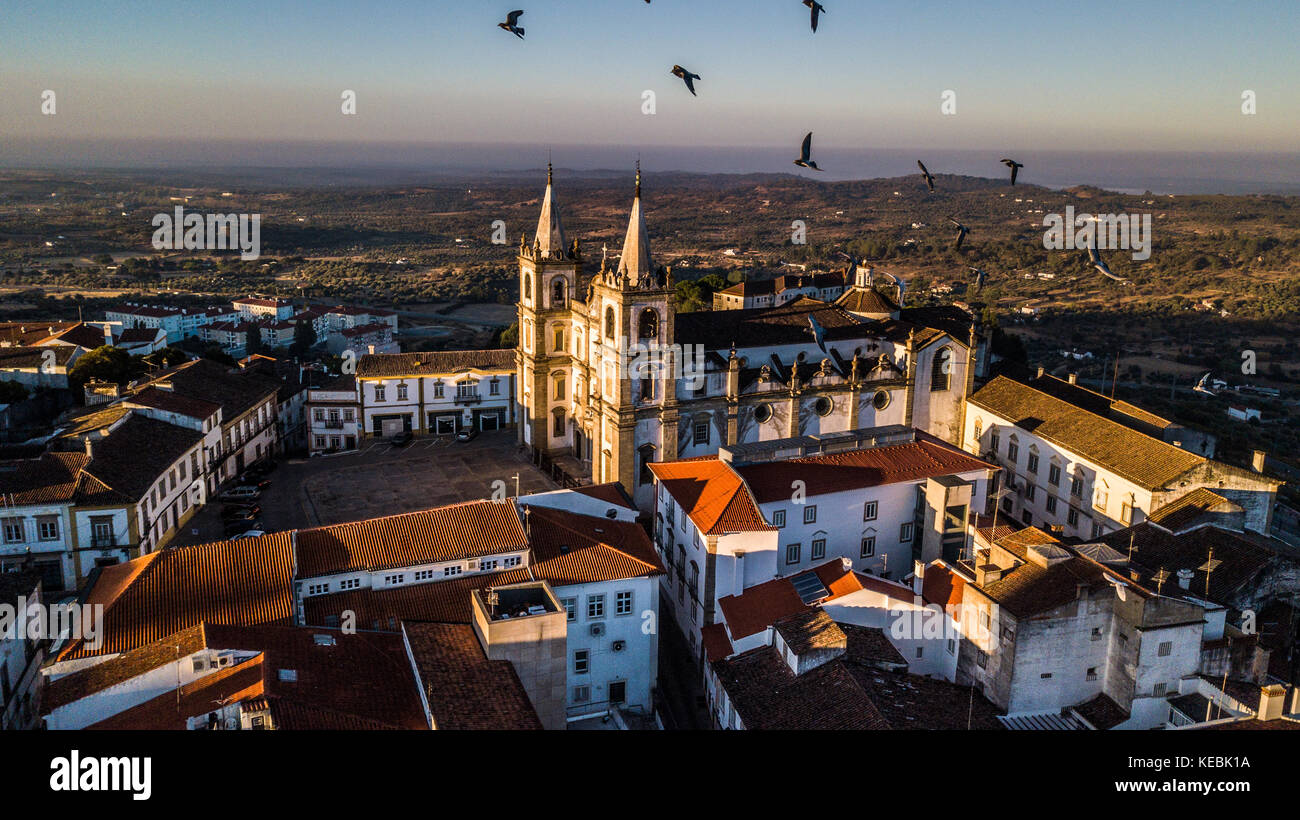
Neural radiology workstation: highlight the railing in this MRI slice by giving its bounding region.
[323,419,344,429]
[91,536,117,549]
[454,394,483,406]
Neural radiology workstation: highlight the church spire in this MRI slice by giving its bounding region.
[617,161,652,285]
[534,161,567,259]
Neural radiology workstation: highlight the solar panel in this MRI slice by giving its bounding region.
[791,572,830,605]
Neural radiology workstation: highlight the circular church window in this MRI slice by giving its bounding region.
[754,403,773,423]
[873,390,891,411]
[814,397,833,417]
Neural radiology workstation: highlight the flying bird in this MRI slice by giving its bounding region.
[835,250,860,281]
[1087,244,1133,285]
[968,266,987,290]
[498,10,525,39]
[803,1,826,32]
[1000,158,1023,185]
[806,314,828,354]
[948,217,969,250]
[793,132,823,171]
[917,160,935,192]
[671,65,701,96]
[1193,372,1217,395]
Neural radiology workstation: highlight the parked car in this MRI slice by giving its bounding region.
[221,506,261,521]
[219,487,260,503]
[224,519,262,536]
[455,428,479,443]
[229,529,266,540]
[389,430,413,446]
[244,461,277,478]
[237,476,272,490]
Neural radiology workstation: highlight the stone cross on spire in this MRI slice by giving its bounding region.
[534,161,567,259]
[616,161,653,286]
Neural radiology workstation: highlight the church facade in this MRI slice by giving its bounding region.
[516,166,989,511]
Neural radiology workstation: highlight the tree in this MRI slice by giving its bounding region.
[291,320,317,357]
[496,322,519,349]
[0,380,29,404]
[244,326,266,356]
[67,345,147,389]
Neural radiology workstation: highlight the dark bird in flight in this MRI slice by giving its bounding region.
[835,250,860,280]
[498,10,525,39]
[917,160,936,192]
[1087,244,1133,285]
[793,132,823,171]
[1193,371,1217,395]
[1000,157,1023,185]
[968,266,986,290]
[948,217,969,250]
[671,65,701,96]
[803,1,826,32]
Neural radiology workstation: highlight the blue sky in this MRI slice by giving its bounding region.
[2,0,1298,155]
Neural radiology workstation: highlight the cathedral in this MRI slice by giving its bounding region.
[516,165,989,511]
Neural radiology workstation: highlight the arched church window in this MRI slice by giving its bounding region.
[604,306,616,340]
[523,273,532,301]
[639,308,659,340]
[552,278,567,307]
[931,347,952,392]
[638,443,657,486]
[553,326,565,352]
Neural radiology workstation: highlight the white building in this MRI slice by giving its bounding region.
[965,375,1280,541]
[233,297,294,322]
[648,426,996,664]
[356,350,516,438]
[306,376,360,454]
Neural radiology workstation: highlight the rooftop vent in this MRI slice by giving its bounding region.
[278,669,298,682]
[313,634,336,647]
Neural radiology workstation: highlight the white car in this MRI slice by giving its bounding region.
[219,487,261,502]
[231,530,266,540]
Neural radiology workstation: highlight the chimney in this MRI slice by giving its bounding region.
[912,560,925,596]
[1176,568,1194,590]
[367,344,376,355]
[1068,373,1078,385]
[1252,450,1268,473]
[1036,366,1045,378]
[83,437,94,458]
[733,550,746,597]
[522,505,531,541]
[1259,684,1286,721]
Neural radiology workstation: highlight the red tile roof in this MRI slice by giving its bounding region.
[736,431,993,504]
[0,451,94,504]
[403,622,542,730]
[525,505,665,586]
[295,499,529,579]
[717,559,876,640]
[57,533,297,662]
[648,459,773,535]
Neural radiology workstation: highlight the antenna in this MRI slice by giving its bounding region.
[485,586,498,618]
[1198,547,1222,597]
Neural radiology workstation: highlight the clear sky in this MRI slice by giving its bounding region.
[2,0,1298,157]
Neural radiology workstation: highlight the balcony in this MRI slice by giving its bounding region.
[454,393,482,406]
[322,419,345,429]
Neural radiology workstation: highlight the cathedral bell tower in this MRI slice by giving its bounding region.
[587,163,677,493]
[517,163,581,452]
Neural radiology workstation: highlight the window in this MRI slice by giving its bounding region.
[414,569,435,581]
[339,578,361,590]
[1158,641,1172,657]
[587,595,605,619]
[811,538,826,561]
[860,535,875,558]
[1070,476,1084,498]
[639,308,659,340]
[947,638,956,654]
[573,685,590,703]
[1091,522,1104,539]
[1022,510,1033,525]
[314,408,326,422]
[37,516,59,541]
[503,556,521,568]
[489,380,500,396]
[443,566,462,577]
[552,278,567,307]
[1025,483,1036,502]
[638,444,656,486]
[616,590,633,616]
[374,385,386,402]
[553,409,565,438]
[307,583,329,595]
[785,543,801,565]
[931,347,952,391]
[863,500,878,521]
[1153,682,1167,697]
[1068,507,1080,527]
[433,381,444,399]
[574,650,589,675]
[1120,497,1134,525]
[604,306,616,339]
[693,421,710,446]
[899,523,913,543]
[915,647,924,659]
[396,383,409,401]
[1027,452,1039,474]
[803,505,817,524]
[1045,495,1058,514]
[2,518,22,544]
[1007,439,1019,463]
[1094,485,1108,512]
[1048,463,1061,487]
[991,430,1000,455]
[553,375,566,401]
[754,403,772,423]
[1086,667,1098,681]
[561,597,577,622]
[385,574,405,586]
[772,509,786,528]
[1040,673,1053,679]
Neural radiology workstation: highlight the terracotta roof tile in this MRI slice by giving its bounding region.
[648,459,773,536]
[403,621,542,730]
[356,349,513,378]
[295,500,529,579]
